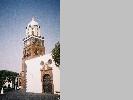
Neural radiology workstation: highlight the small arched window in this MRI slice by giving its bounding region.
[32,31,34,35]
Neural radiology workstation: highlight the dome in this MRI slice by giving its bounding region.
[28,17,38,26]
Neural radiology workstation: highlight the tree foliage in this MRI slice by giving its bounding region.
[52,42,60,67]
[0,70,18,92]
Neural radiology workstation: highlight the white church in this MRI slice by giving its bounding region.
[19,17,60,94]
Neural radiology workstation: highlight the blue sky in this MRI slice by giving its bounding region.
[0,0,60,72]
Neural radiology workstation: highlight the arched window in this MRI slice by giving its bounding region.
[32,31,34,35]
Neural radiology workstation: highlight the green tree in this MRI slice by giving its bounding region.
[52,42,60,67]
[0,70,18,92]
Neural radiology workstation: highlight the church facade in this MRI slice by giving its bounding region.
[19,18,60,94]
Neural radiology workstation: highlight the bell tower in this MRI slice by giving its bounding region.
[20,17,45,90]
[22,17,45,60]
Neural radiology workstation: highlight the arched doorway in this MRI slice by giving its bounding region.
[43,74,52,93]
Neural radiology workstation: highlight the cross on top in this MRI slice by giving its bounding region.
[32,16,35,21]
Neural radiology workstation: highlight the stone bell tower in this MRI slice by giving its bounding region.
[23,17,45,60]
[20,17,45,90]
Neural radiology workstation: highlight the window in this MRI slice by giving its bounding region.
[32,31,34,35]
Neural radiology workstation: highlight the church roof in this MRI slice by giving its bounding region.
[28,17,38,26]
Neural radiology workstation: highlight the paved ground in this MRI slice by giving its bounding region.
[0,90,60,100]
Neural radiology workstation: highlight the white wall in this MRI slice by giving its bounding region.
[25,57,42,93]
[25,54,60,93]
